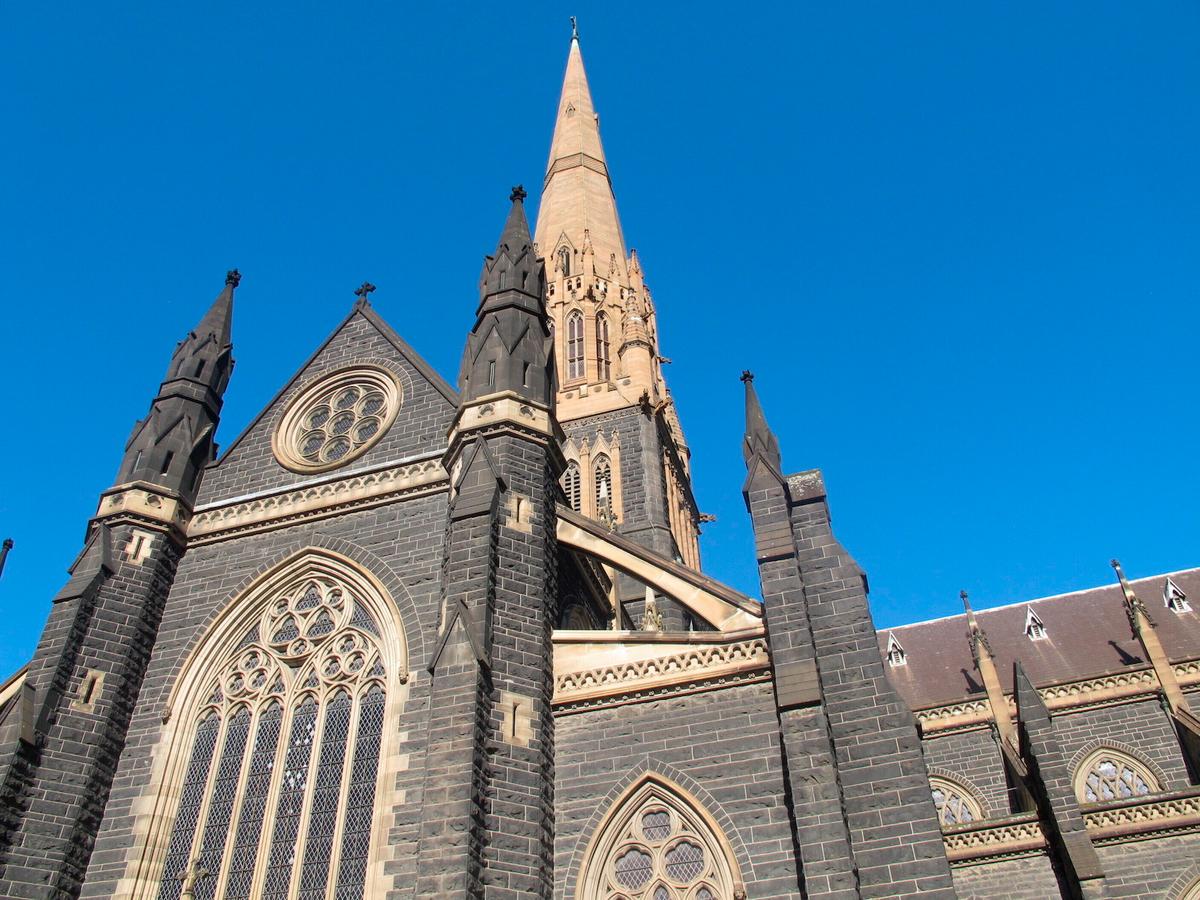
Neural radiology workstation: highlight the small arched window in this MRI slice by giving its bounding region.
[563,461,582,512]
[578,775,742,899]
[559,246,572,277]
[594,455,613,514]
[1074,748,1160,805]
[595,312,611,381]
[567,312,585,381]
[929,776,984,828]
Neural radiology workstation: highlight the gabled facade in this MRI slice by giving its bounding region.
[1,28,1199,900]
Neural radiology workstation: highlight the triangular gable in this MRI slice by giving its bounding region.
[198,302,458,505]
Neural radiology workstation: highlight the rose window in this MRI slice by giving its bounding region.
[273,367,400,473]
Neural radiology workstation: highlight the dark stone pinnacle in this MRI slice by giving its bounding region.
[740,370,754,383]
[510,185,527,203]
[225,269,241,287]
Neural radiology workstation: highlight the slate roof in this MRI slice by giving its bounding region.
[878,568,1200,710]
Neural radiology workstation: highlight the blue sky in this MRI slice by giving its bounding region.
[1,2,1197,674]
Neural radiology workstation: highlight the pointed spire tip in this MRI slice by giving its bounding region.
[570,15,579,41]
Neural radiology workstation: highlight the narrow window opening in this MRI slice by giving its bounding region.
[194,358,206,378]
[522,361,530,387]
[566,312,585,381]
[160,451,174,475]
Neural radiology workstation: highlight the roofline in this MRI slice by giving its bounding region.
[211,301,458,467]
[881,566,1200,634]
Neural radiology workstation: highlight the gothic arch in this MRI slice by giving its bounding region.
[1167,865,1200,900]
[925,768,988,827]
[122,546,411,900]
[1069,743,1163,805]
[572,769,747,900]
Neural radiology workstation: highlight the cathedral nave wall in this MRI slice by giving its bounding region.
[81,494,447,899]
[921,728,1011,820]
[553,680,801,899]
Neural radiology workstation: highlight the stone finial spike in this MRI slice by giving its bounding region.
[225,268,241,287]
[0,538,12,580]
[741,370,782,472]
[510,184,527,203]
[570,15,578,41]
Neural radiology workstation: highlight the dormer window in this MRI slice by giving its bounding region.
[1024,607,1047,641]
[885,634,906,667]
[1164,577,1191,613]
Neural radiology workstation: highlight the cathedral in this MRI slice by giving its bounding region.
[2,29,1200,900]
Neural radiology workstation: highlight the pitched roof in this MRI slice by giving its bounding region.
[878,567,1200,709]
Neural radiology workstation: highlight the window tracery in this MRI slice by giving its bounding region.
[155,573,389,900]
[273,367,400,473]
[579,776,742,900]
[1074,748,1160,805]
[928,776,984,827]
[567,311,586,381]
[594,454,613,519]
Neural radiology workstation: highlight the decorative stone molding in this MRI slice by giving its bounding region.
[941,788,1200,866]
[1084,789,1200,843]
[188,455,448,544]
[917,660,1200,734]
[553,636,770,713]
[96,482,191,536]
[942,815,1046,866]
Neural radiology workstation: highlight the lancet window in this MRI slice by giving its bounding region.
[596,312,611,380]
[563,461,582,512]
[567,311,586,381]
[1074,748,1159,804]
[928,776,984,827]
[579,776,742,900]
[154,572,390,900]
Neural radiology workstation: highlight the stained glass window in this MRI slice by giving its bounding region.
[928,777,984,828]
[1075,749,1159,804]
[156,572,390,900]
[579,777,740,900]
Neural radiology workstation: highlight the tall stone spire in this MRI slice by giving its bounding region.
[535,24,627,276]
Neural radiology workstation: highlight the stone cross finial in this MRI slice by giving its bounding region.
[355,281,377,299]
[176,858,209,900]
[510,185,527,203]
[570,15,578,40]
[225,268,241,287]
[740,370,754,383]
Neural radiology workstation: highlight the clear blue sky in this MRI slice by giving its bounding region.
[1,2,1197,674]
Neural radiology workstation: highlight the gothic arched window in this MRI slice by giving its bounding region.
[1074,748,1160,805]
[929,776,985,828]
[567,312,585,381]
[563,461,582,512]
[595,312,611,381]
[146,553,404,900]
[578,775,743,900]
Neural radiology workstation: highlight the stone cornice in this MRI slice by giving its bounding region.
[943,788,1200,866]
[552,634,770,714]
[916,660,1200,734]
[188,455,448,544]
[96,481,191,539]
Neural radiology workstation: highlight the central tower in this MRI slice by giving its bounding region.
[535,28,703,626]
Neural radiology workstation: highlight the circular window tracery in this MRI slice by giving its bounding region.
[273,367,401,473]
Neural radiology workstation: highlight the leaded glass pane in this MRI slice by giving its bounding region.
[642,809,671,841]
[261,698,319,899]
[350,602,380,636]
[615,848,653,890]
[156,714,221,900]
[193,708,251,900]
[333,686,385,899]
[652,886,670,900]
[360,393,385,416]
[297,692,352,900]
[664,841,703,883]
[696,887,715,900]
[224,703,283,899]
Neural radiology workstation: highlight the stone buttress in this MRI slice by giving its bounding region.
[415,189,562,898]
[740,373,958,899]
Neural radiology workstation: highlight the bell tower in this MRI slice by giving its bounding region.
[535,26,702,626]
